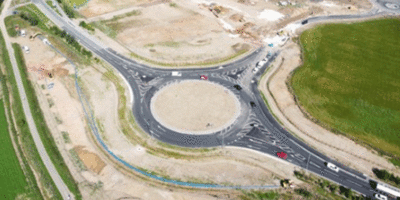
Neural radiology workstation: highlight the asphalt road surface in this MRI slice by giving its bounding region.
[30,0,400,199]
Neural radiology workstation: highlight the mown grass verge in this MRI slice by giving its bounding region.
[12,43,82,200]
[290,18,400,165]
[0,29,56,199]
[129,48,249,67]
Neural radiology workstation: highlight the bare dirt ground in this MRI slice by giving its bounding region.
[259,40,400,177]
[11,33,304,199]
[151,80,240,134]
[77,0,372,66]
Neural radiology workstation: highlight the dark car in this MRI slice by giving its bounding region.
[12,11,18,15]
[233,84,242,91]
[250,101,256,108]
[301,20,308,25]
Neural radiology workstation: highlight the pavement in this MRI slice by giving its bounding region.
[12,0,400,199]
[0,0,74,199]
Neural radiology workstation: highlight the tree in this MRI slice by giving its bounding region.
[329,184,338,193]
[344,188,353,198]
[60,30,67,38]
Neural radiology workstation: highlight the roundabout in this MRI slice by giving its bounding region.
[150,80,241,135]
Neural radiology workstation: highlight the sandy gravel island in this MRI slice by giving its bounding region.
[151,80,241,134]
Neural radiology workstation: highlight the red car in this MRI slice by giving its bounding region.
[200,75,208,80]
[277,152,287,159]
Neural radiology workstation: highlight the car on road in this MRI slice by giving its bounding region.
[200,75,208,80]
[250,101,256,108]
[233,84,242,91]
[277,152,287,159]
[171,71,182,76]
[302,20,308,25]
[326,162,340,172]
[374,193,387,200]
[252,67,259,74]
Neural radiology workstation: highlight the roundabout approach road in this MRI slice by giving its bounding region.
[30,0,400,198]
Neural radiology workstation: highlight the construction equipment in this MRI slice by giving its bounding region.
[29,32,42,40]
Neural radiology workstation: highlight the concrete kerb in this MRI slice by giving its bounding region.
[150,79,242,135]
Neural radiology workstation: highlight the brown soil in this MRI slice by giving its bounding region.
[151,80,240,134]
[75,146,106,174]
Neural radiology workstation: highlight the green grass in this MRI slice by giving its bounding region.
[290,18,400,159]
[67,0,87,7]
[240,190,280,200]
[0,29,54,199]
[12,43,82,200]
[0,100,34,199]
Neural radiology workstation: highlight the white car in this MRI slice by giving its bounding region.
[22,46,30,54]
[326,162,340,172]
[171,71,182,76]
[374,193,387,200]
[252,67,259,74]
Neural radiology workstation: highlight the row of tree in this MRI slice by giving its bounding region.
[373,168,400,186]
[50,26,92,58]
[20,12,39,26]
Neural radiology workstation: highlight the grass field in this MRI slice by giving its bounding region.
[0,30,44,199]
[290,18,400,161]
[0,100,31,199]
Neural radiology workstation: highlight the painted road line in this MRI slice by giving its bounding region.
[310,161,321,168]
[326,170,339,177]
[347,180,362,187]
[289,139,326,162]
[249,138,263,145]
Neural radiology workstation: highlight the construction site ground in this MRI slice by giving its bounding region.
[77,0,372,66]
[9,33,308,199]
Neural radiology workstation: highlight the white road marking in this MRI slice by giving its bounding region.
[347,180,362,187]
[326,170,339,177]
[310,161,321,168]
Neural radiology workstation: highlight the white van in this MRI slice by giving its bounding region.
[171,71,182,76]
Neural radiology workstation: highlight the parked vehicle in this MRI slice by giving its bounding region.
[302,20,308,25]
[22,46,30,54]
[250,101,256,108]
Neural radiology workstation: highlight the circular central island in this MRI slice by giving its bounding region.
[150,80,241,135]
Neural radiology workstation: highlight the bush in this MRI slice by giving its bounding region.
[294,188,312,198]
[373,168,400,186]
[62,4,75,18]
[328,184,338,193]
